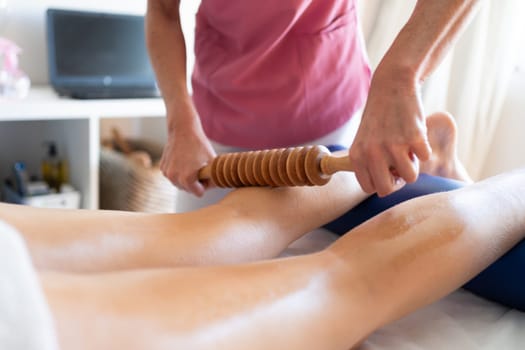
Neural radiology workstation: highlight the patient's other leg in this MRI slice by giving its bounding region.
[42,168,525,350]
[0,168,370,272]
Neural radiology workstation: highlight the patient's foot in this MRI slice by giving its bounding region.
[420,112,472,183]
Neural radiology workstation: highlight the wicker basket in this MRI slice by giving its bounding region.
[99,138,176,213]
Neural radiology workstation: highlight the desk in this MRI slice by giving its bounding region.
[0,86,167,209]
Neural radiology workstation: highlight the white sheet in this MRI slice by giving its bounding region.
[0,221,59,350]
[283,229,525,350]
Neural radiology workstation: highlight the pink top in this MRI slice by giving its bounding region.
[192,0,371,149]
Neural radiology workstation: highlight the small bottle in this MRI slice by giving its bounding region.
[41,142,68,192]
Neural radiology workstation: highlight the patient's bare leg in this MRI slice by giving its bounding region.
[0,170,370,272]
[42,168,525,350]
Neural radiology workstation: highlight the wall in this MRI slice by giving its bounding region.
[358,0,525,179]
[1,0,199,143]
[0,0,199,85]
[480,53,525,178]
[3,0,525,178]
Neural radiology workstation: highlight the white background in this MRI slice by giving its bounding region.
[1,0,524,178]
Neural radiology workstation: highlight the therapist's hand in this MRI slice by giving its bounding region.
[348,67,432,197]
[160,109,216,197]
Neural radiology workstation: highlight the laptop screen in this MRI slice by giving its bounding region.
[46,8,159,97]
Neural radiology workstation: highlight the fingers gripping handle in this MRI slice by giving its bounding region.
[198,145,354,188]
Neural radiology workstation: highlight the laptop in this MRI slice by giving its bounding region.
[46,8,160,99]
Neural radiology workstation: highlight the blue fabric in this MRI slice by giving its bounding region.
[324,145,525,311]
[323,173,465,234]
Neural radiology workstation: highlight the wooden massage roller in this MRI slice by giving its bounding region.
[198,145,353,188]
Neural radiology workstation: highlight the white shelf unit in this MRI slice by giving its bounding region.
[0,85,167,209]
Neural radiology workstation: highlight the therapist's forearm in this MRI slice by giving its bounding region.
[376,0,480,85]
[145,0,196,131]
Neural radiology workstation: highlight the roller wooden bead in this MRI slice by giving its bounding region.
[198,145,353,188]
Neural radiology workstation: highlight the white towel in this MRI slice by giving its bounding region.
[0,221,59,350]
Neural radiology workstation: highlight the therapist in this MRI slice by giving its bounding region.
[146,0,480,211]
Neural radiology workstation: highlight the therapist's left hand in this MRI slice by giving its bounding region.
[348,67,432,197]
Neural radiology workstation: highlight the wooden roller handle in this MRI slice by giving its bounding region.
[319,154,354,176]
[199,164,213,182]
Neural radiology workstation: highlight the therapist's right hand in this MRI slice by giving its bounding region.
[160,111,216,197]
